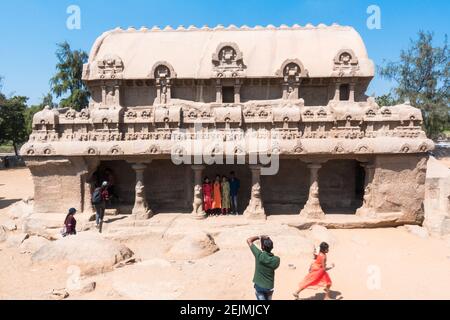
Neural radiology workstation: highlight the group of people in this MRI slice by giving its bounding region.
[62,180,111,236]
[202,171,240,216]
[247,235,334,300]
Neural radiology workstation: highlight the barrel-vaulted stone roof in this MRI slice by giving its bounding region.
[83,24,375,81]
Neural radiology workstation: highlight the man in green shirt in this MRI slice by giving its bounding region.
[247,235,281,300]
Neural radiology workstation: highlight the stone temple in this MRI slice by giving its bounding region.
[21,24,434,225]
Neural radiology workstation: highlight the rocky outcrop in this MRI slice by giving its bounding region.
[19,236,51,254]
[166,231,219,260]
[32,232,134,275]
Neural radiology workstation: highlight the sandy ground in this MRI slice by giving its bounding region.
[1,168,450,300]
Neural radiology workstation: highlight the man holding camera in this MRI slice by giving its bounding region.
[247,235,281,300]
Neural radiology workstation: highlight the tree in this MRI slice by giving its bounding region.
[375,93,398,107]
[50,41,89,111]
[379,31,449,139]
[0,96,28,155]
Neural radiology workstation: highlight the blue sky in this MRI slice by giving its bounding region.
[0,0,448,105]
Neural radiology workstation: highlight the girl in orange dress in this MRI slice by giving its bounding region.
[202,177,213,214]
[293,242,334,300]
[211,175,222,216]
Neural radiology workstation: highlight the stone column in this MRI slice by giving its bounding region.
[215,80,222,103]
[244,165,266,220]
[356,163,376,217]
[349,82,356,102]
[82,173,95,214]
[131,162,153,220]
[191,165,207,219]
[234,80,241,103]
[300,163,325,219]
[333,81,340,101]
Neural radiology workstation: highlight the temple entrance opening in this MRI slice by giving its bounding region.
[203,164,251,214]
[93,160,192,214]
[261,160,309,215]
[319,159,365,214]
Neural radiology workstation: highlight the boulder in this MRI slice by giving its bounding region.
[6,233,29,247]
[68,281,97,295]
[7,198,34,220]
[404,225,429,239]
[19,236,51,254]
[166,231,219,260]
[2,220,17,231]
[21,218,59,240]
[49,289,69,300]
[80,281,97,294]
[32,232,134,275]
[309,225,337,246]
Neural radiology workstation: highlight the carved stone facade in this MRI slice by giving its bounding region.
[21,24,434,225]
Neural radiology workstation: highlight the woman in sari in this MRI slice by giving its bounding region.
[211,175,222,216]
[293,242,334,300]
[202,177,213,215]
[221,176,231,215]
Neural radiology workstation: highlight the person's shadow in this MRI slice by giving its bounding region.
[300,290,343,300]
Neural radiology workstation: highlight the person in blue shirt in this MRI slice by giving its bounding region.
[229,171,241,215]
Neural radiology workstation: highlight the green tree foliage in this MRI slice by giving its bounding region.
[50,41,89,111]
[375,93,399,107]
[0,96,28,155]
[379,31,449,139]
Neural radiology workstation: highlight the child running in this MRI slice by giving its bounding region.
[293,242,334,300]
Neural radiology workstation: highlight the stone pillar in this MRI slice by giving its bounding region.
[356,163,376,217]
[82,173,95,214]
[234,82,241,103]
[349,82,356,102]
[191,165,207,219]
[333,82,340,101]
[215,80,222,103]
[244,165,266,220]
[300,163,325,219]
[131,162,153,220]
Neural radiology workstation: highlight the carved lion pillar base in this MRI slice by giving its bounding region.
[356,163,377,218]
[191,165,206,220]
[131,163,153,220]
[244,166,266,220]
[300,163,325,219]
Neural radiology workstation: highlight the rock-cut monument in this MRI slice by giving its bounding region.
[20,24,434,225]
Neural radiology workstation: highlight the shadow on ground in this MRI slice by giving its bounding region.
[0,198,20,210]
[300,290,343,300]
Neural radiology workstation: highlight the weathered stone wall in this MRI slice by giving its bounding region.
[372,154,428,223]
[122,86,157,107]
[319,160,363,213]
[261,160,309,214]
[240,85,283,102]
[27,157,87,214]
[145,160,191,212]
[424,157,450,235]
